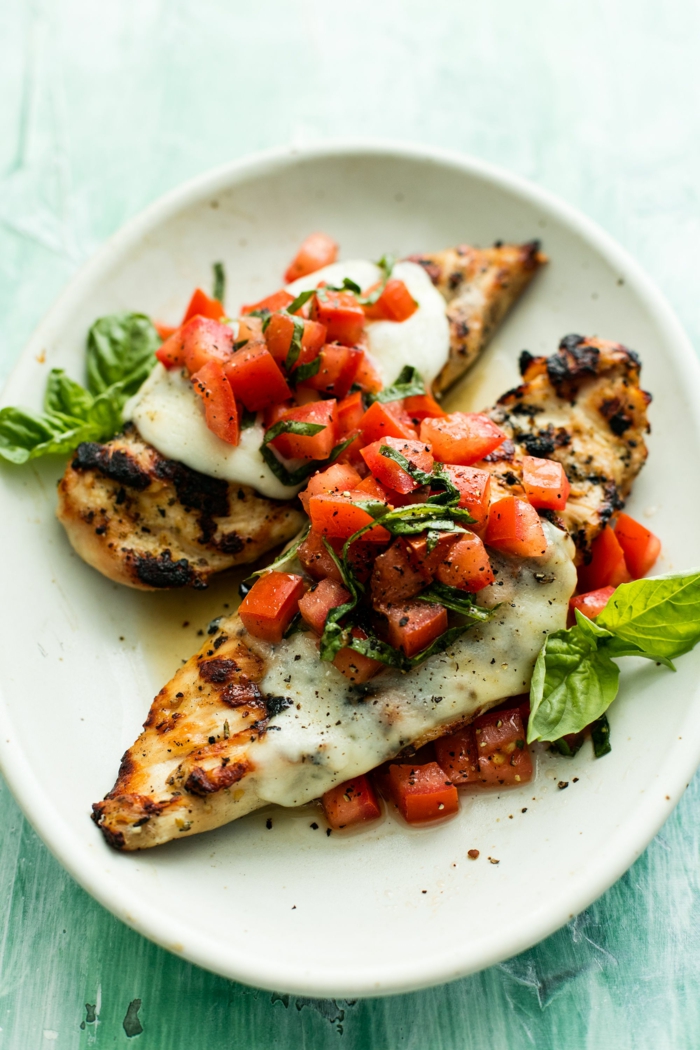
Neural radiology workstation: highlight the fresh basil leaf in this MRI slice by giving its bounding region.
[292,356,321,384]
[260,436,354,489]
[590,714,611,757]
[528,624,620,743]
[284,317,306,373]
[44,369,94,418]
[248,308,272,330]
[239,406,258,430]
[262,419,326,445]
[418,581,494,621]
[286,289,316,315]
[378,443,433,486]
[86,312,160,400]
[426,465,461,507]
[552,734,585,757]
[348,621,479,671]
[373,365,426,404]
[213,261,226,304]
[358,253,396,307]
[0,406,94,464]
[597,572,700,659]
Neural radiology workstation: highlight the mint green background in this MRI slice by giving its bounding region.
[2,1,700,1046]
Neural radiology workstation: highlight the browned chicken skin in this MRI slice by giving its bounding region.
[93,334,651,851]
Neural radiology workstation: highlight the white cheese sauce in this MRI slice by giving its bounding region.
[249,523,576,807]
[124,259,450,498]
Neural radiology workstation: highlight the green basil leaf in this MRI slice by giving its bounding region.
[418,581,495,621]
[239,406,258,430]
[378,443,434,486]
[260,436,355,489]
[528,624,620,743]
[262,419,326,445]
[596,571,700,659]
[348,621,478,670]
[213,261,226,304]
[0,407,95,464]
[292,356,322,384]
[86,312,160,399]
[247,308,272,330]
[284,317,306,373]
[44,369,94,419]
[286,289,316,315]
[590,714,612,757]
[373,365,426,404]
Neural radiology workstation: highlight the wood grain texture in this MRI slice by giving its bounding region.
[1,0,700,1045]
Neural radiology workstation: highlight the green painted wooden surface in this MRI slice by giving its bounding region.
[2,0,700,1045]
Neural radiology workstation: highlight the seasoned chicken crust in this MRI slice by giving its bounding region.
[93,334,650,850]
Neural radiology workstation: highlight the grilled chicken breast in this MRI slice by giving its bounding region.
[58,241,545,591]
[93,335,650,850]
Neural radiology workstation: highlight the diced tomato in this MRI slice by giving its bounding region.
[473,707,533,786]
[353,351,384,394]
[190,360,239,445]
[386,601,448,657]
[388,762,459,823]
[332,627,384,684]
[613,513,661,579]
[156,327,186,369]
[225,342,291,411]
[363,279,418,322]
[359,400,418,444]
[370,540,427,609]
[240,289,295,316]
[284,232,338,284]
[485,497,548,558]
[155,322,177,341]
[434,726,480,785]
[301,343,363,399]
[237,315,264,342]
[181,316,235,375]
[337,390,365,436]
[310,290,366,345]
[295,386,322,406]
[441,465,491,528]
[299,462,362,514]
[361,436,433,495]
[263,400,293,429]
[420,413,506,465]
[404,531,461,580]
[238,571,305,643]
[322,773,381,830]
[308,492,390,543]
[182,287,225,324]
[579,526,632,591]
[354,474,393,503]
[297,529,344,584]
[403,393,446,423]
[298,577,351,635]
[270,400,338,461]
[570,585,616,621]
[435,532,494,592]
[264,313,327,368]
[522,455,571,511]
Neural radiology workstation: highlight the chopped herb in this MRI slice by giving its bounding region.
[372,365,426,404]
[285,288,316,315]
[590,713,611,757]
[417,581,495,620]
[378,443,433,486]
[290,355,322,385]
[212,261,226,303]
[284,316,306,373]
[233,339,249,352]
[239,406,258,430]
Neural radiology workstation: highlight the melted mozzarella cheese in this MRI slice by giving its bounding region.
[124,259,450,495]
[249,523,576,807]
[286,259,450,387]
[124,365,300,501]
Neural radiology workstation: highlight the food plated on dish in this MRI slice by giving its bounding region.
[2,223,690,853]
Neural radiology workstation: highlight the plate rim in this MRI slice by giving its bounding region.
[2,137,699,998]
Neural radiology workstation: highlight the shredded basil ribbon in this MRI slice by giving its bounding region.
[212,261,226,304]
[372,364,426,405]
[260,418,354,488]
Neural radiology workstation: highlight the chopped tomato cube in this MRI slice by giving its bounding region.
[420,412,506,465]
[301,343,362,399]
[155,327,187,369]
[386,601,448,657]
[299,462,362,514]
[359,400,418,444]
[485,496,548,558]
[522,455,571,510]
[434,726,480,785]
[298,577,351,635]
[570,585,616,620]
[441,465,491,528]
[435,532,494,592]
[238,571,305,643]
[310,290,366,345]
[363,279,418,322]
[353,351,384,394]
[613,513,661,579]
[403,392,446,423]
[264,313,327,368]
[404,531,461,580]
[182,316,235,375]
[284,232,338,284]
[322,774,381,830]
[361,436,433,495]
[297,529,344,584]
[473,708,533,786]
[308,492,390,543]
[225,342,291,412]
[370,540,427,609]
[332,626,384,683]
[388,762,459,823]
[337,390,365,436]
[182,287,225,324]
[240,289,295,316]
[263,400,292,430]
[270,400,338,461]
[579,526,632,591]
[295,387,322,406]
[190,360,239,445]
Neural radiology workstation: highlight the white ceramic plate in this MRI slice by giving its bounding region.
[1,142,699,998]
